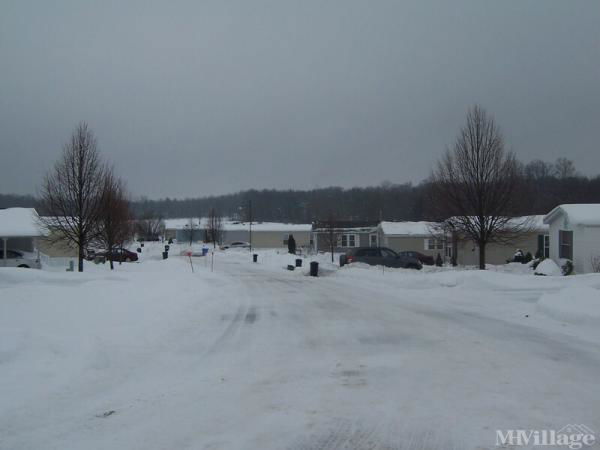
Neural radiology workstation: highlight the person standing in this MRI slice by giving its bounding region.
[288,234,296,254]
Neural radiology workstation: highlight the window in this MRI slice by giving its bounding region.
[283,234,289,245]
[425,238,444,250]
[340,234,358,248]
[357,248,379,257]
[537,234,550,258]
[380,248,397,258]
[559,230,573,260]
[369,234,378,247]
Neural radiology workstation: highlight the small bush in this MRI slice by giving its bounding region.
[435,253,443,267]
[561,259,574,276]
[524,252,533,264]
[591,255,600,273]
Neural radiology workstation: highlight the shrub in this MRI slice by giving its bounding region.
[435,253,443,267]
[532,257,544,270]
[524,252,533,264]
[561,259,574,276]
[591,254,600,273]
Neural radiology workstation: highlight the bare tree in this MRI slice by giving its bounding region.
[429,105,528,269]
[524,159,553,180]
[184,218,201,246]
[318,212,338,263]
[135,213,164,241]
[39,122,106,272]
[205,208,224,248]
[96,169,132,270]
[553,157,576,179]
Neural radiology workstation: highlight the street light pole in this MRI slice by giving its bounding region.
[248,199,252,253]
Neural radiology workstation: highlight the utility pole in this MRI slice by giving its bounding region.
[248,199,253,253]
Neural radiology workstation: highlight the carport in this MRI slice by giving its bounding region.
[0,208,43,266]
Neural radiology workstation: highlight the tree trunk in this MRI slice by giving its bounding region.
[478,243,486,270]
[78,246,84,272]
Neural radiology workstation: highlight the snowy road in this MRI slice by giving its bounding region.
[1,249,600,449]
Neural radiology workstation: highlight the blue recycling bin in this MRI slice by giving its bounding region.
[202,247,209,256]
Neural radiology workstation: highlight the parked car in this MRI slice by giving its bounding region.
[339,247,422,270]
[221,241,251,250]
[397,251,435,266]
[95,248,139,262]
[0,249,42,269]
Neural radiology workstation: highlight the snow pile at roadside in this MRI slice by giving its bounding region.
[537,286,600,326]
[534,258,562,276]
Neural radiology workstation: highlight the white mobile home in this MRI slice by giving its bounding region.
[378,221,449,258]
[164,218,311,249]
[544,204,600,274]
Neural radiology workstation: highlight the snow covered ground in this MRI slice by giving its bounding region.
[1,244,600,450]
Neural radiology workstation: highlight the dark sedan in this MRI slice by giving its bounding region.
[339,247,422,270]
[96,248,139,262]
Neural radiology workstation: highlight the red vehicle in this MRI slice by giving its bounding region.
[397,251,435,266]
[96,248,139,262]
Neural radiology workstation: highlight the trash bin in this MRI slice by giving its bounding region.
[310,261,319,277]
[164,245,170,252]
[137,248,142,253]
[202,247,209,256]
[140,242,144,247]
[295,258,302,267]
[287,264,295,271]
[162,251,168,260]
[253,254,258,263]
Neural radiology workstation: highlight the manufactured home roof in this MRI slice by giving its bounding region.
[544,204,600,226]
[312,221,379,232]
[0,208,43,237]
[379,221,436,236]
[164,218,311,232]
[446,215,548,232]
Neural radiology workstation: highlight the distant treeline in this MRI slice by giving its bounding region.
[2,158,599,223]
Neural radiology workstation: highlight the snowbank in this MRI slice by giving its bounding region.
[534,259,562,276]
[537,286,600,326]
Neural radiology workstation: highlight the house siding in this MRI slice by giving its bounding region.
[548,217,600,273]
[313,231,373,253]
[223,230,311,249]
[36,231,78,257]
[455,232,540,266]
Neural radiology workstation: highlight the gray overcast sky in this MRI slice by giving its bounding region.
[1,0,599,199]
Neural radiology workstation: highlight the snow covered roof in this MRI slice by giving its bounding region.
[223,222,311,232]
[379,221,437,236]
[164,218,311,232]
[0,208,44,237]
[509,215,548,231]
[164,218,202,230]
[544,204,600,227]
[445,215,548,232]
